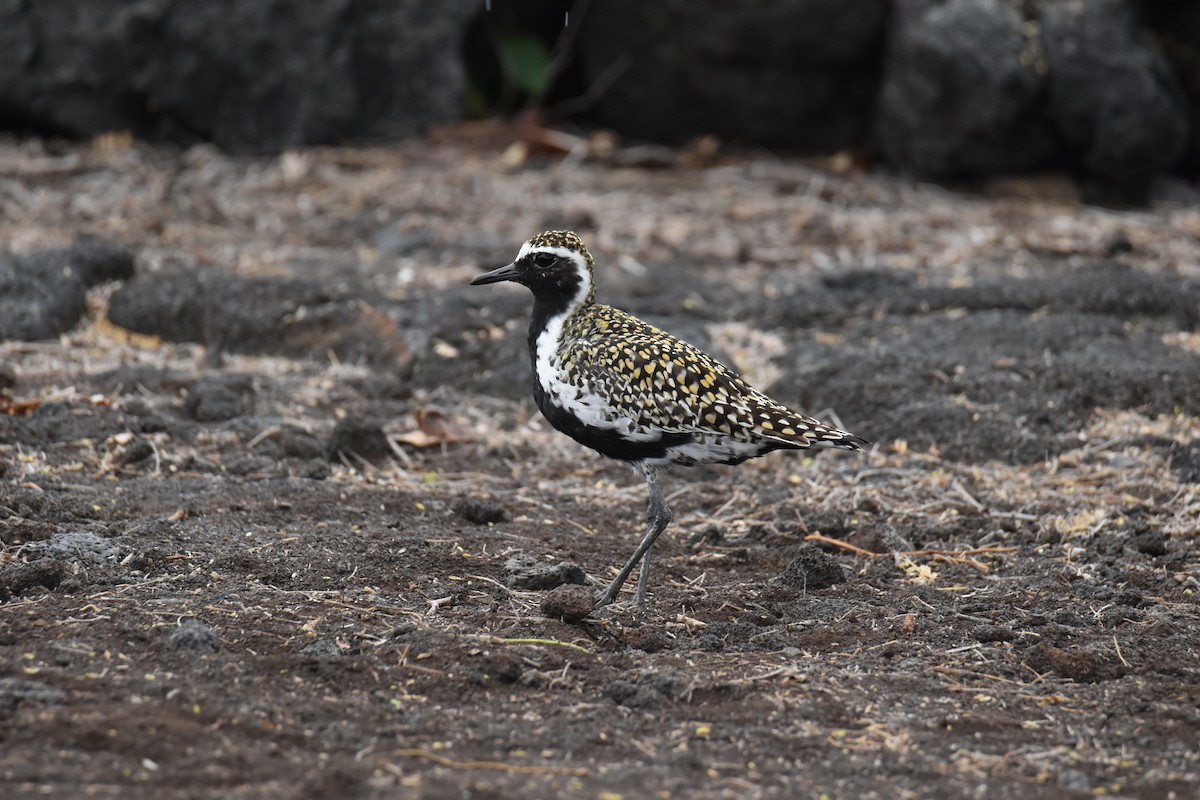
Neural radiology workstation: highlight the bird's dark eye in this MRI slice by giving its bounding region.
[532,252,557,269]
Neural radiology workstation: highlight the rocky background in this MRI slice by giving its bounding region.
[2,0,1200,197]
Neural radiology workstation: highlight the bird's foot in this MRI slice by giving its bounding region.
[593,585,621,609]
[593,585,647,611]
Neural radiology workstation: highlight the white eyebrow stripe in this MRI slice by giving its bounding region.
[520,243,580,262]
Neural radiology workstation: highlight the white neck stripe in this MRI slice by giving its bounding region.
[531,252,593,398]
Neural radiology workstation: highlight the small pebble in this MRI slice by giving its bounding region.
[625,627,671,653]
[299,639,342,657]
[0,678,66,711]
[23,531,118,567]
[452,497,508,525]
[505,555,586,590]
[300,458,331,480]
[185,380,247,421]
[117,439,156,466]
[327,417,390,463]
[0,560,66,599]
[971,624,1016,643]
[541,584,595,623]
[1133,529,1167,557]
[602,680,663,710]
[772,543,845,590]
[164,620,220,653]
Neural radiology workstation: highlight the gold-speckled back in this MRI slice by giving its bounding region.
[557,302,850,449]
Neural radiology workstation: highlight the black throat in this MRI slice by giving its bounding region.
[524,272,585,358]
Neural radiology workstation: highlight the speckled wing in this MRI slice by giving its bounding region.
[564,306,864,451]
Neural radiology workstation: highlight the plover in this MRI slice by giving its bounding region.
[472,231,866,608]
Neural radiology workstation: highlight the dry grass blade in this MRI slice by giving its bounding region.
[389,749,589,777]
[803,533,1018,562]
[498,637,591,653]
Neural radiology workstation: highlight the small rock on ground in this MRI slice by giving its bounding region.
[299,639,343,657]
[0,560,66,600]
[452,497,508,525]
[0,678,66,711]
[185,379,249,422]
[624,626,672,653]
[327,417,391,463]
[772,543,846,590]
[540,584,595,623]
[164,620,221,654]
[506,555,587,590]
[23,531,118,567]
[0,236,135,341]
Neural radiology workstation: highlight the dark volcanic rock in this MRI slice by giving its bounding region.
[602,668,687,710]
[1165,440,1200,485]
[60,235,138,285]
[760,263,1200,464]
[0,679,66,712]
[1040,0,1188,192]
[575,0,888,150]
[452,497,509,525]
[164,620,221,654]
[0,0,474,152]
[901,262,1200,329]
[185,379,250,422]
[540,584,595,623]
[327,417,391,464]
[1146,3,1200,172]
[23,532,119,567]
[107,268,408,365]
[0,560,66,600]
[0,245,85,343]
[772,543,846,590]
[1024,642,1126,682]
[0,403,150,449]
[299,639,343,657]
[874,0,1055,178]
[505,555,588,591]
[869,0,1194,187]
[623,626,671,653]
[250,425,327,461]
[407,285,531,401]
[0,237,136,341]
[795,308,1200,463]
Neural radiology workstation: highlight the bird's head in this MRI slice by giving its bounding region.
[471,230,596,307]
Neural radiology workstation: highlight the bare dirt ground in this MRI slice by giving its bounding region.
[2,131,1200,799]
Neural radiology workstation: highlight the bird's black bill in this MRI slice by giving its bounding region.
[470,262,521,285]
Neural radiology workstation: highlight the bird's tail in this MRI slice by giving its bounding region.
[753,400,868,452]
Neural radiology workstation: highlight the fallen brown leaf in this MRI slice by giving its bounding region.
[392,409,473,448]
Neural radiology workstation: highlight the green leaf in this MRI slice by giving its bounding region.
[500,34,552,96]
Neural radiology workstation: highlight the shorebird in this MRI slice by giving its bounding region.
[472,231,866,608]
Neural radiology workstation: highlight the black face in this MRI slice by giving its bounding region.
[470,250,585,303]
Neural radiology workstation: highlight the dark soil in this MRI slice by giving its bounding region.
[2,135,1199,798]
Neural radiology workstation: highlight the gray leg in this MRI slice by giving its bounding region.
[594,469,673,608]
[633,541,655,606]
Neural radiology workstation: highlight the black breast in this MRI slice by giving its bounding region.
[532,382,693,464]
